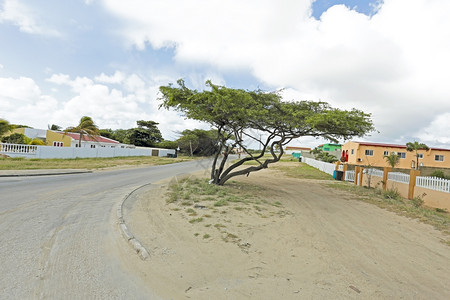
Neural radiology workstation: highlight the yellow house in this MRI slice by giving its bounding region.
[12,128,72,147]
[341,141,450,169]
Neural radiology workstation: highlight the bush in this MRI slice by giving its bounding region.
[383,188,402,202]
[430,170,449,180]
[1,133,26,144]
[411,195,425,208]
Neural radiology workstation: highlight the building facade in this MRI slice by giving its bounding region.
[341,141,450,169]
[13,128,132,149]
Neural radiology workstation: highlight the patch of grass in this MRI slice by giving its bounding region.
[0,155,196,170]
[214,223,226,229]
[274,162,333,180]
[194,233,199,237]
[214,199,228,207]
[186,208,197,216]
[203,234,211,239]
[189,217,204,224]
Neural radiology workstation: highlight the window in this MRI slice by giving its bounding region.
[53,141,63,147]
[90,145,96,148]
[435,155,444,161]
[323,147,330,151]
[417,154,423,159]
[383,151,389,156]
[365,149,374,156]
[398,152,406,159]
[75,144,80,148]
[351,149,354,155]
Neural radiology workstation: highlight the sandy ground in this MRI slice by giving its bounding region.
[121,167,450,300]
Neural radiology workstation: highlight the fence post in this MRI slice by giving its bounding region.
[342,164,347,181]
[383,167,391,191]
[359,167,364,186]
[408,169,420,200]
[354,166,360,185]
[335,161,340,170]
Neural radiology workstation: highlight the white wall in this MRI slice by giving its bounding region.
[0,143,175,159]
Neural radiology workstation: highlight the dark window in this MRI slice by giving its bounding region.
[365,149,374,156]
[435,155,444,161]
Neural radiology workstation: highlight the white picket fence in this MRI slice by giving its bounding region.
[388,172,410,184]
[365,168,384,178]
[0,143,175,159]
[345,170,355,182]
[303,158,450,194]
[416,176,450,193]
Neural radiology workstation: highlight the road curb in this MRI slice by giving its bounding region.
[117,183,153,261]
[0,170,93,177]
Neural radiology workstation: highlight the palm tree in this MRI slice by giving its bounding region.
[64,116,99,147]
[384,152,399,168]
[406,141,429,169]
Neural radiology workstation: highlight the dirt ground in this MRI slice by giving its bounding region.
[120,166,450,299]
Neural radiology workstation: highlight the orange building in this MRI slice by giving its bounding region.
[341,141,450,169]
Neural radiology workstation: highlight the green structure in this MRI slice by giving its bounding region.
[318,143,341,152]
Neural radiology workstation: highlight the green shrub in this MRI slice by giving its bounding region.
[430,170,449,180]
[383,188,402,202]
[411,195,424,208]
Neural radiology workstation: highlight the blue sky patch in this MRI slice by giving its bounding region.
[311,0,382,19]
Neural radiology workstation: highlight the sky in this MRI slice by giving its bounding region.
[1,0,449,149]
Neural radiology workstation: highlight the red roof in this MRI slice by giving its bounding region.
[352,141,450,152]
[59,132,120,144]
[286,146,311,151]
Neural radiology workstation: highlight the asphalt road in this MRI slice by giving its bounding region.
[0,159,212,299]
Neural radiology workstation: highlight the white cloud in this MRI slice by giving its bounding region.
[0,64,3,69]
[417,113,450,146]
[101,0,450,148]
[0,0,60,36]
[0,76,58,126]
[94,71,125,84]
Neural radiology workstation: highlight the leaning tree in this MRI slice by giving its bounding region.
[159,80,374,185]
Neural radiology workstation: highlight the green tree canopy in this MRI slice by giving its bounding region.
[406,141,429,169]
[49,124,62,131]
[1,133,26,144]
[0,119,12,137]
[128,120,163,147]
[177,129,219,156]
[64,116,100,147]
[160,80,374,185]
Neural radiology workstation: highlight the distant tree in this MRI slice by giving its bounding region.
[406,141,429,169]
[49,124,62,131]
[178,132,199,156]
[177,129,219,156]
[160,80,374,185]
[99,129,114,139]
[64,116,100,147]
[1,133,26,144]
[155,140,178,150]
[128,120,163,147]
[384,152,400,168]
[311,148,338,163]
[0,119,12,137]
[111,129,131,144]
